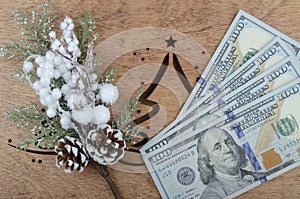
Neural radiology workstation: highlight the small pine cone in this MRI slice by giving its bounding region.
[86,125,126,165]
[55,136,89,173]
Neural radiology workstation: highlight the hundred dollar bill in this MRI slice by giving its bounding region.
[143,79,300,199]
[188,55,300,130]
[140,38,293,155]
[180,10,300,118]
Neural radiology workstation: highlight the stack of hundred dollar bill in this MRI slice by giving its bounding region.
[140,10,300,199]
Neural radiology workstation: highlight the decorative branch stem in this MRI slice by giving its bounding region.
[91,160,122,199]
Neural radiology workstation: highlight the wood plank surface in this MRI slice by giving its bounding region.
[1,0,300,198]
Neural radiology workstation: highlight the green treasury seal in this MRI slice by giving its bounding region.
[277,116,297,136]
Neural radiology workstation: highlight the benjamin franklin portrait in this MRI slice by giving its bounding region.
[196,127,266,198]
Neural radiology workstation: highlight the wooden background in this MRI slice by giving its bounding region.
[1,0,300,198]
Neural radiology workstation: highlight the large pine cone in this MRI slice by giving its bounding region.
[86,125,126,165]
[55,136,89,173]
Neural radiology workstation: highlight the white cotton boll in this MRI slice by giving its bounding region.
[53,56,63,66]
[58,46,66,55]
[45,95,55,105]
[60,112,72,129]
[44,60,54,70]
[36,67,44,78]
[40,77,51,87]
[47,107,56,118]
[63,71,71,81]
[39,88,50,99]
[72,106,94,125]
[32,81,42,91]
[51,43,58,51]
[93,105,111,125]
[53,69,61,79]
[65,17,73,24]
[99,84,119,105]
[60,21,67,30]
[61,111,71,120]
[44,69,54,79]
[23,61,34,73]
[67,23,74,30]
[35,56,44,65]
[47,102,58,114]
[49,101,59,110]
[52,88,62,99]
[49,31,56,39]
[64,62,73,69]
[60,114,72,129]
[51,39,61,51]
[46,51,55,60]
[58,64,68,74]
[61,84,70,94]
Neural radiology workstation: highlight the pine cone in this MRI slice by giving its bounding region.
[55,136,89,173]
[86,125,126,165]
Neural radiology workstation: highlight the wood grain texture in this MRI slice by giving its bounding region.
[1,0,300,198]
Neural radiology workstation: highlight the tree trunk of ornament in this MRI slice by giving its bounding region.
[91,160,122,199]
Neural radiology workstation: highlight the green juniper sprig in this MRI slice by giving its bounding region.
[0,0,56,61]
[4,103,77,150]
[75,9,98,63]
[101,68,117,84]
[114,85,144,144]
